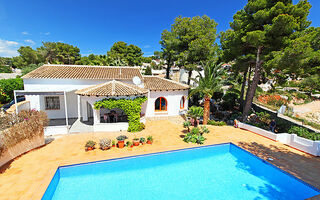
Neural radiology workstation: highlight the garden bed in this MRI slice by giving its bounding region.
[238,122,320,156]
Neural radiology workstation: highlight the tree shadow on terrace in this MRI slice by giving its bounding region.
[237,141,320,190]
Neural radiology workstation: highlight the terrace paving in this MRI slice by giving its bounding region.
[1,120,320,200]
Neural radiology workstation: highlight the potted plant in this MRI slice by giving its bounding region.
[147,135,153,144]
[126,141,133,148]
[85,140,96,151]
[140,137,146,145]
[99,138,111,150]
[133,138,140,146]
[116,135,128,148]
[112,140,116,147]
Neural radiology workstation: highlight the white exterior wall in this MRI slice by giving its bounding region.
[23,78,188,120]
[145,90,188,117]
[23,78,135,120]
[238,122,320,156]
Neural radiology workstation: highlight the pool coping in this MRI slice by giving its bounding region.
[41,142,320,199]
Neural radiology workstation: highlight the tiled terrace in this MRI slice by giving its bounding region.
[1,120,320,200]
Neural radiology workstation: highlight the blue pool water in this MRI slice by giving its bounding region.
[42,143,320,200]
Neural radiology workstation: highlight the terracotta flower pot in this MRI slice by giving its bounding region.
[147,140,152,144]
[87,147,94,151]
[133,140,140,146]
[112,145,115,147]
[118,140,125,148]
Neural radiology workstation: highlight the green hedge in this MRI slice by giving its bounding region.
[0,65,12,73]
[288,126,320,141]
[0,78,24,103]
[94,97,147,132]
[208,120,226,126]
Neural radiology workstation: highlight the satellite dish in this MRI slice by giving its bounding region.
[133,76,141,85]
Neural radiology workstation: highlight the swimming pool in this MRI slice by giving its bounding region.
[42,143,320,200]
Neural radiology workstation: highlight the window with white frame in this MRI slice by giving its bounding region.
[45,96,60,110]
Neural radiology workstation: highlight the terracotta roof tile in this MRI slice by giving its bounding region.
[22,64,142,80]
[75,80,148,96]
[143,76,189,91]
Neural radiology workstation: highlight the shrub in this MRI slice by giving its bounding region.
[0,78,24,103]
[116,135,128,141]
[208,120,226,126]
[187,106,204,121]
[183,121,191,131]
[99,138,111,150]
[85,140,96,148]
[139,137,146,143]
[147,135,153,142]
[0,110,48,156]
[183,132,206,144]
[221,92,239,110]
[183,126,209,145]
[0,65,12,73]
[94,97,147,132]
[288,126,320,141]
[138,122,145,131]
[257,94,287,108]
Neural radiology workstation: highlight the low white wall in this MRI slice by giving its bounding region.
[238,122,320,156]
[0,135,44,167]
[44,126,69,136]
[93,122,129,132]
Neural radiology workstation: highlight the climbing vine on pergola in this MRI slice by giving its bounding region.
[93,97,147,132]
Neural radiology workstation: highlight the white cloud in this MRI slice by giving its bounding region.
[0,39,19,57]
[144,45,151,48]
[21,31,29,35]
[44,32,50,35]
[25,39,35,45]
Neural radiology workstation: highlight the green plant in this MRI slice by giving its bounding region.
[183,132,206,144]
[139,137,146,143]
[126,141,132,147]
[288,126,320,141]
[94,97,147,132]
[85,140,96,148]
[139,122,145,131]
[116,135,128,141]
[99,138,111,150]
[256,112,271,125]
[201,126,210,134]
[0,78,24,103]
[183,121,191,132]
[147,135,153,142]
[112,140,116,146]
[183,126,209,144]
[187,106,204,126]
[207,120,226,126]
[0,65,12,73]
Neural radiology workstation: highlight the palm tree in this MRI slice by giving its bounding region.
[189,61,226,125]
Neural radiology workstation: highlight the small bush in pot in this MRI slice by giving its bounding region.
[99,138,111,150]
[147,135,153,144]
[140,137,146,145]
[126,141,133,148]
[112,140,116,147]
[133,138,140,146]
[85,140,96,151]
[116,135,128,148]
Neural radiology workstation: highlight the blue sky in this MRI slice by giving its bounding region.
[0,0,319,57]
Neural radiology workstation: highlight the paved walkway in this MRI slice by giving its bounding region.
[1,120,320,199]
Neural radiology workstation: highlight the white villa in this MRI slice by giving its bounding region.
[15,64,189,134]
